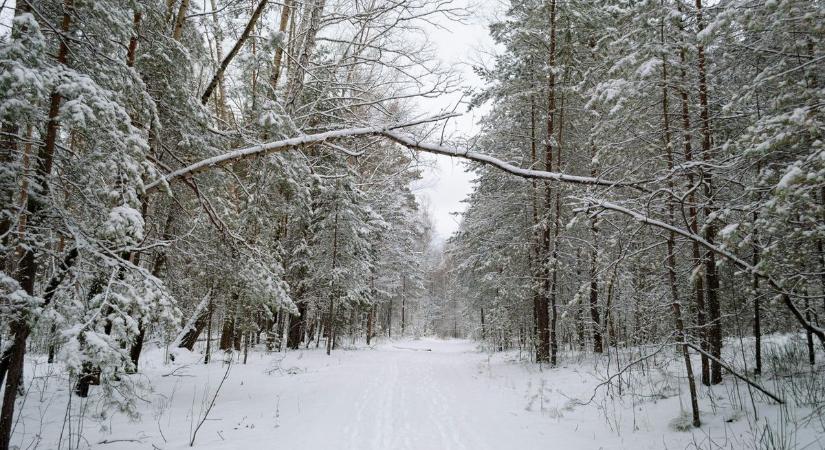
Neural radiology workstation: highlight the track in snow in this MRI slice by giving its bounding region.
[270,339,545,450]
[16,337,724,449]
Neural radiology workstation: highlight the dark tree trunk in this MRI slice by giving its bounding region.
[753,214,762,375]
[1,1,72,441]
[588,188,602,354]
[201,0,269,104]
[806,298,816,365]
[660,30,700,426]
[220,314,235,351]
[128,323,146,372]
[480,307,486,340]
[675,14,710,385]
[695,0,723,386]
[204,301,213,364]
[287,301,307,349]
[233,323,242,351]
[366,305,374,345]
[179,309,211,351]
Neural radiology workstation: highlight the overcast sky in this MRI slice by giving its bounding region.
[411,0,500,242]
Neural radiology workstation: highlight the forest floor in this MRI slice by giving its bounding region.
[9,337,824,449]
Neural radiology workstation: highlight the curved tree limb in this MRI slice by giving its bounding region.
[144,114,633,191]
[582,199,825,349]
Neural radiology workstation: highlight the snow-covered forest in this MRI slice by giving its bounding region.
[0,0,823,448]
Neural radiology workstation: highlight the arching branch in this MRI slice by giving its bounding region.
[144,114,632,191]
[581,199,825,348]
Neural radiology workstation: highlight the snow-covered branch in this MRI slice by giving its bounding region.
[144,114,459,191]
[379,130,641,189]
[583,199,825,347]
[146,114,642,192]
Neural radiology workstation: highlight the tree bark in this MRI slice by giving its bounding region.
[537,0,558,365]
[366,305,374,345]
[270,0,294,91]
[529,92,545,361]
[287,301,306,349]
[694,0,722,385]
[326,202,340,356]
[219,296,237,351]
[178,309,211,351]
[171,0,190,40]
[588,143,602,354]
[675,13,710,385]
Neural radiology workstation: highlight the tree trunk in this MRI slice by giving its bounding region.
[219,308,235,351]
[480,307,486,340]
[178,308,211,351]
[171,0,190,40]
[529,92,545,362]
[326,204,340,356]
[537,0,558,365]
[204,300,213,364]
[575,247,586,351]
[661,23,700,426]
[270,0,294,91]
[588,144,602,354]
[1,2,72,447]
[387,298,393,338]
[695,0,723,385]
[287,301,306,349]
[284,0,327,113]
[201,0,269,105]
[401,274,406,336]
[753,219,762,375]
[675,17,710,384]
[366,305,374,345]
[806,296,815,365]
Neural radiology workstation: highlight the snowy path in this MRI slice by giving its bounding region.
[271,339,538,450]
[14,337,781,449]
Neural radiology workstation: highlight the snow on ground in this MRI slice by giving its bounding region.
[9,337,824,449]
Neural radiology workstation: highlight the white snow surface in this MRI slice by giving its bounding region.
[10,337,822,449]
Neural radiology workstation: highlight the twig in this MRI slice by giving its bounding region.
[189,361,232,447]
[161,365,194,377]
[684,342,784,404]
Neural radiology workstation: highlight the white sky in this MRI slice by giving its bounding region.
[411,0,500,242]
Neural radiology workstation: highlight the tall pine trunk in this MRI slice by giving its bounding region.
[694,0,723,385]
[1,2,72,448]
[676,15,710,385]
[661,19,700,426]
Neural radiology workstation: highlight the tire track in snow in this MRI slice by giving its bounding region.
[425,354,491,450]
[345,360,387,449]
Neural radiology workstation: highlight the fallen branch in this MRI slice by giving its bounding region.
[189,361,232,447]
[98,438,144,445]
[582,199,825,348]
[685,342,784,404]
[569,342,668,407]
[392,346,432,352]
